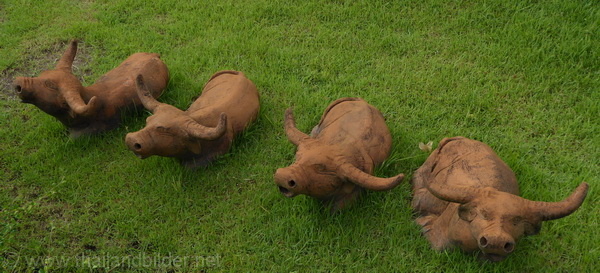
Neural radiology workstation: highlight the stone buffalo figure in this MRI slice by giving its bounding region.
[125,70,260,168]
[411,136,589,262]
[13,40,169,136]
[274,97,404,212]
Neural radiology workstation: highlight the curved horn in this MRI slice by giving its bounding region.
[528,182,589,221]
[60,84,98,117]
[136,74,163,112]
[426,180,486,204]
[185,112,227,140]
[284,108,311,145]
[337,163,404,191]
[55,40,78,72]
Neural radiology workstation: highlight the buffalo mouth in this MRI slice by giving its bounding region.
[19,98,32,103]
[278,186,296,198]
[482,253,507,262]
[134,153,147,159]
[129,150,148,159]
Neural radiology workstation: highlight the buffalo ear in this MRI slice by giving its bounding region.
[458,204,476,222]
[524,221,542,236]
[186,141,201,155]
[44,79,58,91]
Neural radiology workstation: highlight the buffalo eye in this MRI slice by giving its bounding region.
[156,126,170,133]
[313,164,326,172]
[458,204,477,222]
[479,209,493,220]
[512,216,523,226]
[312,164,337,176]
[44,79,58,91]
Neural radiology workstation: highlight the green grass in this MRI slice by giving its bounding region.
[0,0,598,272]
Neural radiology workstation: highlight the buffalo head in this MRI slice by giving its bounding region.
[427,181,589,261]
[274,108,403,200]
[125,75,227,159]
[13,40,98,118]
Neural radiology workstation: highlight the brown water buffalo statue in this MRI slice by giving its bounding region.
[13,40,169,137]
[274,97,404,212]
[411,136,589,262]
[125,70,260,168]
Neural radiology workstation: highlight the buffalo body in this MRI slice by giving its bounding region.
[13,40,169,136]
[411,137,588,261]
[125,70,260,168]
[275,98,404,212]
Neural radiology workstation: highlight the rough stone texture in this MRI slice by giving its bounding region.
[411,136,589,262]
[125,70,260,168]
[12,40,169,137]
[275,97,404,212]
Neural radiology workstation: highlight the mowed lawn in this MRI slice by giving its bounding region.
[0,0,598,272]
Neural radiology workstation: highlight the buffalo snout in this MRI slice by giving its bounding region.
[14,85,28,101]
[478,233,516,261]
[13,78,32,102]
[274,168,298,198]
[125,132,150,159]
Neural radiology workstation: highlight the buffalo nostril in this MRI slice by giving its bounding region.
[134,143,142,150]
[15,85,22,93]
[504,242,515,253]
[479,237,488,247]
[288,180,296,188]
